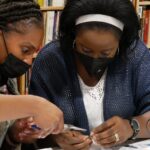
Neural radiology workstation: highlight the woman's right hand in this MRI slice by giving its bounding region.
[51,131,92,150]
[30,96,64,136]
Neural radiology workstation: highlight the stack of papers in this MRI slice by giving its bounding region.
[119,139,150,150]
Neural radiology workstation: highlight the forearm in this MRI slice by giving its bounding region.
[0,95,42,121]
[133,111,150,138]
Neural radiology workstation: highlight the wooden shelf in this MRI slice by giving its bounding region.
[41,6,64,11]
[139,1,150,6]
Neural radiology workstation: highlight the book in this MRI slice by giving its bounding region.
[36,0,65,7]
[45,11,55,44]
[43,11,61,45]
[141,7,150,48]
[52,0,65,7]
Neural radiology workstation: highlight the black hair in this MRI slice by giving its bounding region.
[59,0,141,58]
[0,0,43,33]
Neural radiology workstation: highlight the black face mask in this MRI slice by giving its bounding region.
[75,51,114,77]
[0,54,31,78]
[0,32,31,78]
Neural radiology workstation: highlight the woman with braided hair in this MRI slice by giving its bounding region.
[0,0,64,149]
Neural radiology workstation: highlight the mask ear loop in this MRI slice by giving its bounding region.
[2,32,9,55]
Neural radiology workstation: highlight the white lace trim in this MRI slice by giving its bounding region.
[78,70,107,105]
[78,71,108,150]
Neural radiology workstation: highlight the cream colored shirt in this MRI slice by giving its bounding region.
[78,71,112,150]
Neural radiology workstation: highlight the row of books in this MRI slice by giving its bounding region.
[18,68,32,95]
[139,6,150,48]
[43,11,61,45]
[36,0,65,7]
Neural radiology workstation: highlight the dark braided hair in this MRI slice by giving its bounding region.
[0,0,43,32]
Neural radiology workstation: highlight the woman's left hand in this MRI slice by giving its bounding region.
[91,116,133,148]
[8,117,49,144]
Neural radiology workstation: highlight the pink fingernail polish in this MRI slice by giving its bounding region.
[90,132,94,136]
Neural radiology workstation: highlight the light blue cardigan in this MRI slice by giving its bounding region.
[30,39,150,135]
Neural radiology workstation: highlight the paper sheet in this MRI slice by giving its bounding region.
[119,139,150,150]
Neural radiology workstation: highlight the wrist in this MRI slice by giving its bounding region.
[125,119,134,139]
[128,118,140,139]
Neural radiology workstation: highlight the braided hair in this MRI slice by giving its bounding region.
[0,0,43,32]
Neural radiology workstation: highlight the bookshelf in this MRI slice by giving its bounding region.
[135,0,150,49]
[136,0,150,11]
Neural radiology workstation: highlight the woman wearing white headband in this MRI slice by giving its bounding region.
[28,0,150,149]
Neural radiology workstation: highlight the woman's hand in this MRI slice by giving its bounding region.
[91,116,133,148]
[52,131,92,150]
[0,95,64,134]
[8,117,47,144]
[8,96,64,143]
[32,96,64,135]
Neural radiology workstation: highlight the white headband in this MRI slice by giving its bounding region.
[76,14,124,31]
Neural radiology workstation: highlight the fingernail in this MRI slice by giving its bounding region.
[93,140,97,145]
[28,117,33,122]
[90,132,94,136]
[24,130,31,134]
[38,135,46,139]
[41,136,46,139]
[93,136,97,141]
[38,135,42,139]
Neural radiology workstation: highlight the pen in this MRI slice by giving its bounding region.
[63,124,87,132]
[31,124,42,130]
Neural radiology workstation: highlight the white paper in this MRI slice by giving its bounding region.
[119,139,150,150]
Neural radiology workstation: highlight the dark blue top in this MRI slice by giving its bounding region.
[30,40,150,134]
